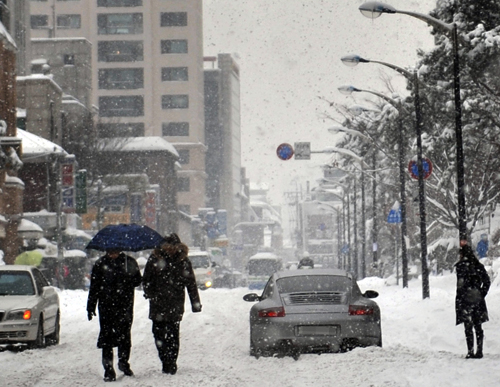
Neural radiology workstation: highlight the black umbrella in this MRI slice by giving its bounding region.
[86,223,164,252]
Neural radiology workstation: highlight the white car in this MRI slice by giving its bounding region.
[188,250,216,290]
[0,265,60,348]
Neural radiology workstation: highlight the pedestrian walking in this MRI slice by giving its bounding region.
[87,250,142,381]
[142,233,202,375]
[455,244,491,359]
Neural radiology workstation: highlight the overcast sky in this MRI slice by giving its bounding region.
[203,0,437,236]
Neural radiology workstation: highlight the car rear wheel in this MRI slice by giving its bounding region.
[29,317,45,349]
[46,312,60,346]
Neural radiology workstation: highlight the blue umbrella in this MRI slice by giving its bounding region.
[86,223,164,252]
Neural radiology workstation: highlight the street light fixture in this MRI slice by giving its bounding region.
[359,1,468,249]
[338,85,410,288]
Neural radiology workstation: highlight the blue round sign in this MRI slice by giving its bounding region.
[408,158,433,180]
[276,143,294,160]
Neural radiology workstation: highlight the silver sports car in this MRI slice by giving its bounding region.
[0,265,60,348]
[243,268,382,358]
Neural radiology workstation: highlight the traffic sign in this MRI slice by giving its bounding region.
[294,142,311,160]
[276,143,294,160]
[387,207,402,223]
[408,157,432,180]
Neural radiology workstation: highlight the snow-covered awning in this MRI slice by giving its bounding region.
[18,129,67,162]
[99,137,179,158]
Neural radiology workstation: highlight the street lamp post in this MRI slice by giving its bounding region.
[340,62,429,298]
[337,84,409,286]
[359,1,467,246]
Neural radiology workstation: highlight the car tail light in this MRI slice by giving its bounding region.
[349,305,374,316]
[258,307,285,318]
[23,310,32,320]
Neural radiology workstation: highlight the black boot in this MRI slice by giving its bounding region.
[162,362,177,375]
[474,326,484,359]
[464,325,474,359]
[102,347,116,382]
[118,346,134,376]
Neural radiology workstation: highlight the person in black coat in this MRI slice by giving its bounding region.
[455,244,491,359]
[87,250,142,381]
[142,233,202,375]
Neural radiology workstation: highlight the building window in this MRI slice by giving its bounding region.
[98,68,144,89]
[161,67,188,82]
[177,177,190,192]
[162,95,188,109]
[160,12,187,27]
[31,15,48,29]
[178,205,190,214]
[97,0,142,6]
[57,14,81,29]
[162,122,189,136]
[99,96,144,117]
[177,149,190,165]
[161,40,187,54]
[98,41,143,62]
[63,54,75,65]
[98,123,145,137]
[97,13,143,35]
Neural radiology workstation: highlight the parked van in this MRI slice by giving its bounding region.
[188,249,216,290]
[246,252,283,290]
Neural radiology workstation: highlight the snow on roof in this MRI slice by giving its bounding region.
[16,74,63,93]
[5,174,25,187]
[64,227,92,240]
[99,137,179,157]
[0,21,16,49]
[18,129,67,159]
[18,219,43,233]
[249,252,279,260]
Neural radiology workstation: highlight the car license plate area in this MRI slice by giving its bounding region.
[296,325,338,336]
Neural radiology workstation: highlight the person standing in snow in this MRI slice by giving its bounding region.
[142,233,202,375]
[455,244,491,359]
[87,250,142,381]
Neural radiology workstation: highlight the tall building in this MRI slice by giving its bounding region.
[29,0,206,216]
[204,54,242,233]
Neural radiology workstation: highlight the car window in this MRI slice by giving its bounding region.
[33,269,49,293]
[260,277,274,299]
[0,271,36,296]
[276,275,351,294]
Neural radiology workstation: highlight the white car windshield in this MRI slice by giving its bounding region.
[190,256,210,269]
[0,271,36,296]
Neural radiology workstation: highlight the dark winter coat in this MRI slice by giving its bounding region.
[142,243,201,322]
[455,247,490,326]
[87,253,142,348]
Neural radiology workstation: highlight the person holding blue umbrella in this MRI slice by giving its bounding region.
[87,249,142,382]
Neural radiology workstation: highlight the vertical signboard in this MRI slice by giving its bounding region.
[60,158,75,213]
[130,193,142,223]
[145,190,156,229]
[75,169,87,214]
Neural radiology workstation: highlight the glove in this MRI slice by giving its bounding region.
[192,303,202,313]
[87,311,96,321]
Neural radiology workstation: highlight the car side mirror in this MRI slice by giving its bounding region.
[243,293,261,302]
[363,290,379,299]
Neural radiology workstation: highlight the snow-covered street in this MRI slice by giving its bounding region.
[1,272,500,387]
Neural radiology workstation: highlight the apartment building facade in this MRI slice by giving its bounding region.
[29,0,206,216]
[204,54,242,234]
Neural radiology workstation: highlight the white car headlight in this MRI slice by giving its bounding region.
[6,309,32,320]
